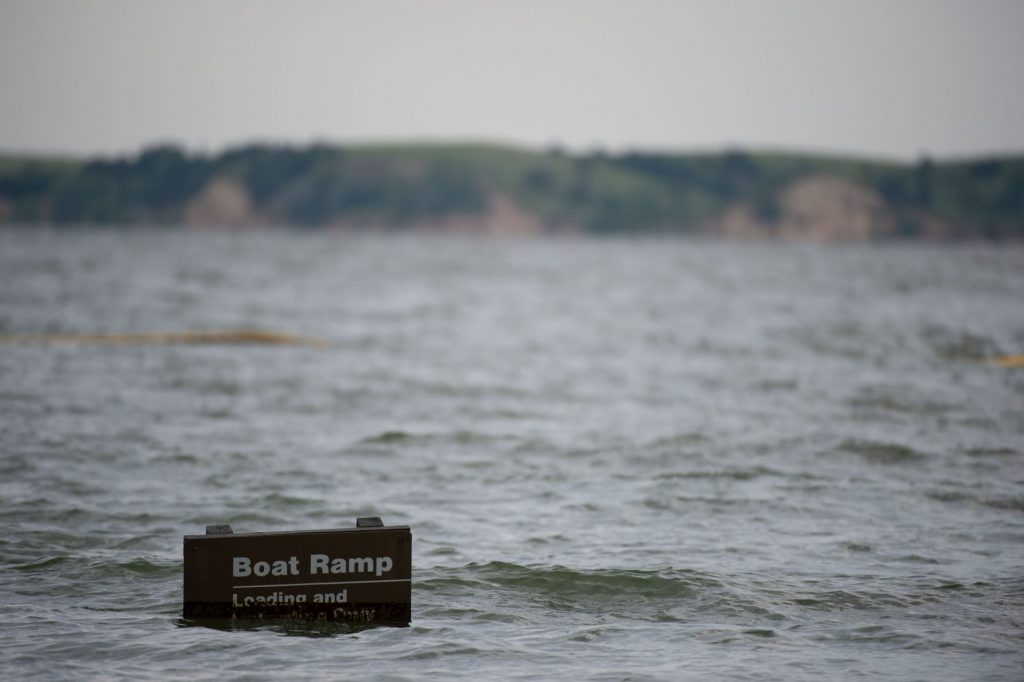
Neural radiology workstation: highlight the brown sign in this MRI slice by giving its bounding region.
[183,520,411,623]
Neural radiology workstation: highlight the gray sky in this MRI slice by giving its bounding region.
[1,0,1022,160]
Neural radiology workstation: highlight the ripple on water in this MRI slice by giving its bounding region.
[653,466,781,481]
[416,561,731,625]
[831,439,928,465]
[924,489,1024,512]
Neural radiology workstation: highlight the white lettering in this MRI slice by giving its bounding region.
[234,591,308,608]
[234,554,395,579]
[310,553,329,575]
[313,590,348,604]
[232,557,251,578]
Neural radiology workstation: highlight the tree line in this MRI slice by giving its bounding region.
[1,143,1021,238]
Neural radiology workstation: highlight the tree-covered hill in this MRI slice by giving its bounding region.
[1,143,1021,239]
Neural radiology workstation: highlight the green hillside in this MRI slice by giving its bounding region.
[1,143,1021,239]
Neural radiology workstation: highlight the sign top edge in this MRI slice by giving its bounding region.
[183,525,411,541]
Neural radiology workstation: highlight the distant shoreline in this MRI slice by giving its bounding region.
[2,142,1021,241]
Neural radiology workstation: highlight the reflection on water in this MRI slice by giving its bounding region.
[1,230,1022,679]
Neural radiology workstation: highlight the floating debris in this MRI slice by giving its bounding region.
[0,330,329,347]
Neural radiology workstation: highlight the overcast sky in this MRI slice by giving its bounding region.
[1,0,1022,160]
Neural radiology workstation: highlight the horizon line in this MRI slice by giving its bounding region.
[2,137,1023,165]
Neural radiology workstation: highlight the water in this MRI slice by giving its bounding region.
[1,229,1022,680]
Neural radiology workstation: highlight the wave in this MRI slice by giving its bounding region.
[925,489,1024,512]
[654,466,780,481]
[415,561,726,624]
[832,439,928,464]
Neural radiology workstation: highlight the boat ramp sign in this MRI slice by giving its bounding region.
[183,519,411,624]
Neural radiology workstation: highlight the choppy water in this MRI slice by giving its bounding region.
[1,229,1022,680]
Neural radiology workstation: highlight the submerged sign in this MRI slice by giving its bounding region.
[183,519,411,623]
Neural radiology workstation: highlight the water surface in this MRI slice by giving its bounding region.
[1,230,1022,680]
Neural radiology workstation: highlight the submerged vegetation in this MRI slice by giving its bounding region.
[1,142,1022,239]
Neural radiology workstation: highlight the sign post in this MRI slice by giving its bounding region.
[183,518,411,624]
